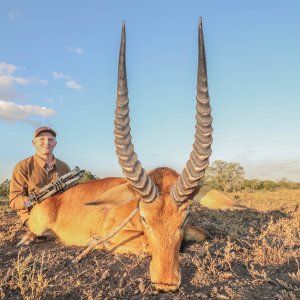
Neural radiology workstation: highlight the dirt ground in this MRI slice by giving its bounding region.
[0,190,300,299]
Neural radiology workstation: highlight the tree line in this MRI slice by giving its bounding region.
[203,160,300,192]
[0,161,299,197]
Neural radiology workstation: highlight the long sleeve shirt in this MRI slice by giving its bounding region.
[9,154,70,224]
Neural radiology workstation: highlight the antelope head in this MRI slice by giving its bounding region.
[114,19,212,291]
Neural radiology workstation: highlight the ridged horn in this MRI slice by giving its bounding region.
[114,21,158,202]
[171,17,213,203]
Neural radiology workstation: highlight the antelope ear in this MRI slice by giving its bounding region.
[183,224,206,242]
[85,183,136,206]
[192,186,234,209]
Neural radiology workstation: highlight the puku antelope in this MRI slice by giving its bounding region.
[19,19,230,292]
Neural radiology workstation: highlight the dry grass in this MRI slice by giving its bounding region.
[289,260,300,283]
[232,189,300,268]
[0,189,300,299]
[0,249,52,300]
[12,250,50,299]
[191,239,236,287]
[233,189,300,214]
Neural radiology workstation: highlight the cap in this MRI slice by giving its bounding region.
[34,126,57,138]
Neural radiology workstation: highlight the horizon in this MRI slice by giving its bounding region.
[1,1,300,182]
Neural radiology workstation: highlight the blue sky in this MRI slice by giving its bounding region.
[1,0,300,182]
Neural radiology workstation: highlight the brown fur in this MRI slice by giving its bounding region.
[148,167,179,196]
[24,168,232,291]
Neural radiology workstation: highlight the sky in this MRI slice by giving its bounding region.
[1,0,300,183]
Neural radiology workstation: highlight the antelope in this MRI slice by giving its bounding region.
[19,18,228,292]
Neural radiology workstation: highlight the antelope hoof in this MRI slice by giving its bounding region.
[17,231,37,246]
[154,282,179,292]
[183,224,207,242]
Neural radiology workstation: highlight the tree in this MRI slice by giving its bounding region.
[242,179,264,191]
[78,170,98,183]
[204,160,245,192]
[277,178,298,190]
[0,179,10,197]
[261,180,277,191]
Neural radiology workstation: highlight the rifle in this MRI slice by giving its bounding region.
[24,167,85,210]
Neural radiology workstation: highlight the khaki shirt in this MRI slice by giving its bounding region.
[9,154,70,224]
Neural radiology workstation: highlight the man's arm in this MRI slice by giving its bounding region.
[9,163,29,211]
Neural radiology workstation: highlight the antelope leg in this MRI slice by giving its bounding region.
[183,224,206,242]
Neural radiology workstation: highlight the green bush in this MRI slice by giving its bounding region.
[0,179,10,197]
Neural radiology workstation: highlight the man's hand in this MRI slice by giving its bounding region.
[24,198,34,211]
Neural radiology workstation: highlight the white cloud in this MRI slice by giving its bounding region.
[53,71,82,90]
[67,47,83,55]
[0,62,48,101]
[66,80,82,90]
[0,75,14,88]
[0,74,47,87]
[0,62,23,75]
[29,76,48,85]
[52,71,71,80]
[0,100,56,122]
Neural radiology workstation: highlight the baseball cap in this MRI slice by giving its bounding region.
[34,126,57,138]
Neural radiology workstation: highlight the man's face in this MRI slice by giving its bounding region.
[32,132,57,157]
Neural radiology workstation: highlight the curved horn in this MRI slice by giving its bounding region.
[171,18,213,203]
[114,22,158,202]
